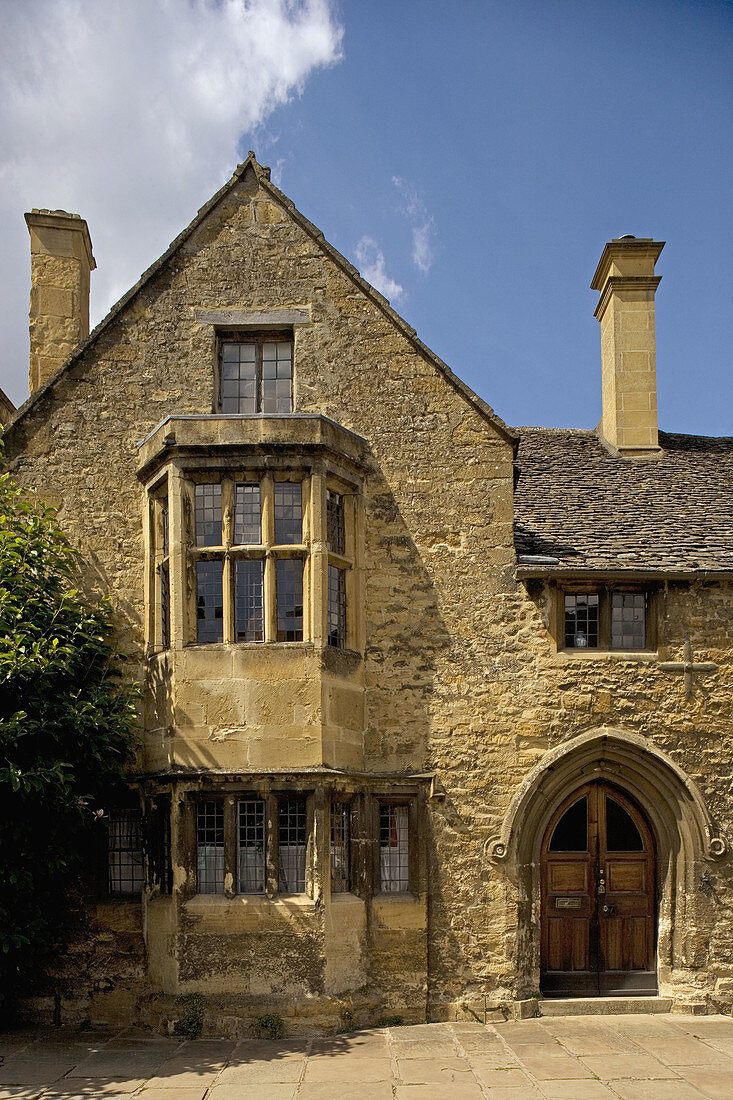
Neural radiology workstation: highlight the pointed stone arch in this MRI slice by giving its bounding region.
[485,726,728,1000]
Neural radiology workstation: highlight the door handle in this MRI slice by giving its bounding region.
[602,904,616,916]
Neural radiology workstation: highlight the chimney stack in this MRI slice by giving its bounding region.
[591,236,664,458]
[25,209,96,394]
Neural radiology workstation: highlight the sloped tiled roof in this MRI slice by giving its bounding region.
[514,428,733,573]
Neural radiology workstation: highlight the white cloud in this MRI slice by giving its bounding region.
[392,176,436,275]
[0,0,343,406]
[354,236,404,303]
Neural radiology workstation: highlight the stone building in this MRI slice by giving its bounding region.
[2,155,732,1030]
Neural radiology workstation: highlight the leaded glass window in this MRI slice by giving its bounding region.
[276,559,303,641]
[219,338,292,414]
[195,483,222,547]
[196,560,223,643]
[238,798,266,893]
[331,802,350,893]
[108,809,144,895]
[379,804,409,893]
[326,489,345,555]
[611,592,646,650]
[235,559,264,642]
[197,801,225,894]
[279,798,307,893]
[274,482,302,544]
[234,482,261,545]
[328,565,346,648]
[565,593,599,648]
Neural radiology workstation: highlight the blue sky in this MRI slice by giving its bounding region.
[1,0,731,435]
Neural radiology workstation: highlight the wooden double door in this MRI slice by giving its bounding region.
[540,781,657,997]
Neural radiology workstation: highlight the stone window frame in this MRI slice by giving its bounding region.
[556,582,658,654]
[185,470,311,646]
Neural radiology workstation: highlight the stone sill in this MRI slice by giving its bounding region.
[555,649,658,662]
[186,893,315,910]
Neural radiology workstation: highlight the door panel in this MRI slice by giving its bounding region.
[540,782,656,997]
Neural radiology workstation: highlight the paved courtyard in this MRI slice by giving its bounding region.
[1,1013,733,1099]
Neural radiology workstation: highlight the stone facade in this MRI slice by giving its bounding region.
[3,154,732,1033]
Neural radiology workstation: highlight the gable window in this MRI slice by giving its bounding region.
[219,335,292,414]
[562,588,651,651]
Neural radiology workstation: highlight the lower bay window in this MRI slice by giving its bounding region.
[108,808,145,896]
[330,801,351,893]
[379,803,410,894]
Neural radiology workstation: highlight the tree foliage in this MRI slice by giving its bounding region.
[0,466,137,1012]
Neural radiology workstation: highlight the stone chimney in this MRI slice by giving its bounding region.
[591,235,664,458]
[25,209,96,394]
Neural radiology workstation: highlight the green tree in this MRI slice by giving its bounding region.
[0,465,137,1016]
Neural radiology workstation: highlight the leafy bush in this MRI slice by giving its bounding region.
[173,993,205,1039]
[0,467,137,1018]
[254,1013,284,1039]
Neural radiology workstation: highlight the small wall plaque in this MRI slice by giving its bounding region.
[555,897,582,909]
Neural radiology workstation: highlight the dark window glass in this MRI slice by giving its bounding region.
[159,561,170,650]
[234,482,261,544]
[235,559,264,642]
[219,339,292,414]
[148,797,172,894]
[195,483,222,547]
[328,565,346,649]
[606,796,644,852]
[197,801,224,893]
[108,809,144,895]
[261,341,292,414]
[238,798,266,893]
[331,802,351,893]
[549,796,588,852]
[379,804,410,893]
[326,489,345,555]
[274,481,302,544]
[279,798,307,893]
[565,593,599,648]
[161,504,169,557]
[196,561,224,643]
[220,341,257,413]
[276,559,303,641]
[611,592,646,650]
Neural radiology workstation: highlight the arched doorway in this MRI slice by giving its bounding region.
[540,781,656,997]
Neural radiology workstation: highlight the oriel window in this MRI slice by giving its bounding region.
[196,560,224,644]
[328,565,346,649]
[276,559,304,641]
[219,337,292,415]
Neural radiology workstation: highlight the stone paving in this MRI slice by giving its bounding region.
[1,1014,733,1099]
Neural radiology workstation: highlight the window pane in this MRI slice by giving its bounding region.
[379,805,409,893]
[220,342,257,414]
[161,504,169,557]
[606,796,644,852]
[276,559,303,641]
[196,561,223,643]
[195,484,222,547]
[108,809,144,895]
[611,592,646,649]
[328,565,346,649]
[235,559,264,642]
[159,561,170,649]
[238,799,266,893]
[279,798,306,893]
[326,490,345,554]
[549,796,588,852]
[149,797,172,895]
[565,592,599,648]
[262,343,292,413]
[331,802,350,893]
[274,481,302,544]
[197,801,225,894]
[234,482,261,544]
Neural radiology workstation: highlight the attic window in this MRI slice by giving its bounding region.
[562,587,651,651]
[218,333,292,414]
